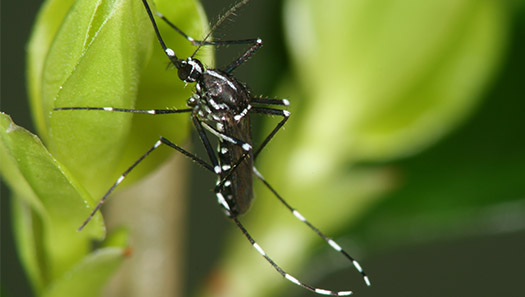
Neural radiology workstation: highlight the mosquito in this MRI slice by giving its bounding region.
[55,0,371,295]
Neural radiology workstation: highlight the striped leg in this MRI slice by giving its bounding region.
[191,115,241,213]
[212,100,289,193]
[252,97,290,106]
[77,137,213,231]
[142,0,261,72]
[213,98,290,180]
[252,167,371,288]
[200,121,252,152]
[231,215,353,296]
[213,103,289,190]
[251,105,290,160]
[155,10,257,47]
[151,0,253,48]
[54,107,192,114]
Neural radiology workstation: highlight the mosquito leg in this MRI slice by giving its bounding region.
[78,136,213,231]
[252,167,371,287]
[192,116,223,174]
[141,0,180,64]
[155,0,254,47]
[142,0,260,68]
[213,104,290,189]
[252,97,290,106]
[231,215,354,296]
[223,38,263,73]
[156,6,262,73]
[54,107,192,115]
[200,121,252,152]
[192,115,246,214]
[213,150,251,193]
[156,11,257,47]
[251,106,290,160]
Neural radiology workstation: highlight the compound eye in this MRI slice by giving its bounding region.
[178,63,194,82]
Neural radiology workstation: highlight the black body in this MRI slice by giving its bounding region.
[191,68,254,215]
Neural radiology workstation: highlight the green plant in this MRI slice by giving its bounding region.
[2,0,209,296]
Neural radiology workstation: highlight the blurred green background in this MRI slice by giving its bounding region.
[2,0,525,297]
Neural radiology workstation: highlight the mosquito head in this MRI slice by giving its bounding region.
[177,57,204,83]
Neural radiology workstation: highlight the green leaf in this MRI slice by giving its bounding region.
[351,32,525,251]
[41,0,153,198]
[116,0,213,185]
[0,113,104,293]
[101,226,130,249]
[20,0,210,295]
[43,247,127,297]
[27,0,76,142]
[10,195,46,294]
[284,0,507,168]
[27,0,212,199]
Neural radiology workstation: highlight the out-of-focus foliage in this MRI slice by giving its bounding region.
[205,1,521,297]
[0,112,121,296]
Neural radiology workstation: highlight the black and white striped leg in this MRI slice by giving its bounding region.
[191,116,226,177]
[252,167,371,288]
[200,121,252,152]
[77,136,213,231]
[213,104,289,188]
[223,38,263,74]
[153,0,254,48]
[192,113,253,209]
[251,106,290,160]
[252,97,290,106]
[141,0,179,63]
[191,116,243,212]
[214,150,251,192]
[155,11,257,47]
[142,0,261,70]
[54,106,192,115]
[208,103,289,190]
[230,215,353,296]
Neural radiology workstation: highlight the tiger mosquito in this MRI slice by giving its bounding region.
[55,0,371,295]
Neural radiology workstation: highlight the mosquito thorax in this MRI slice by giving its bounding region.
[177,57,204,83]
